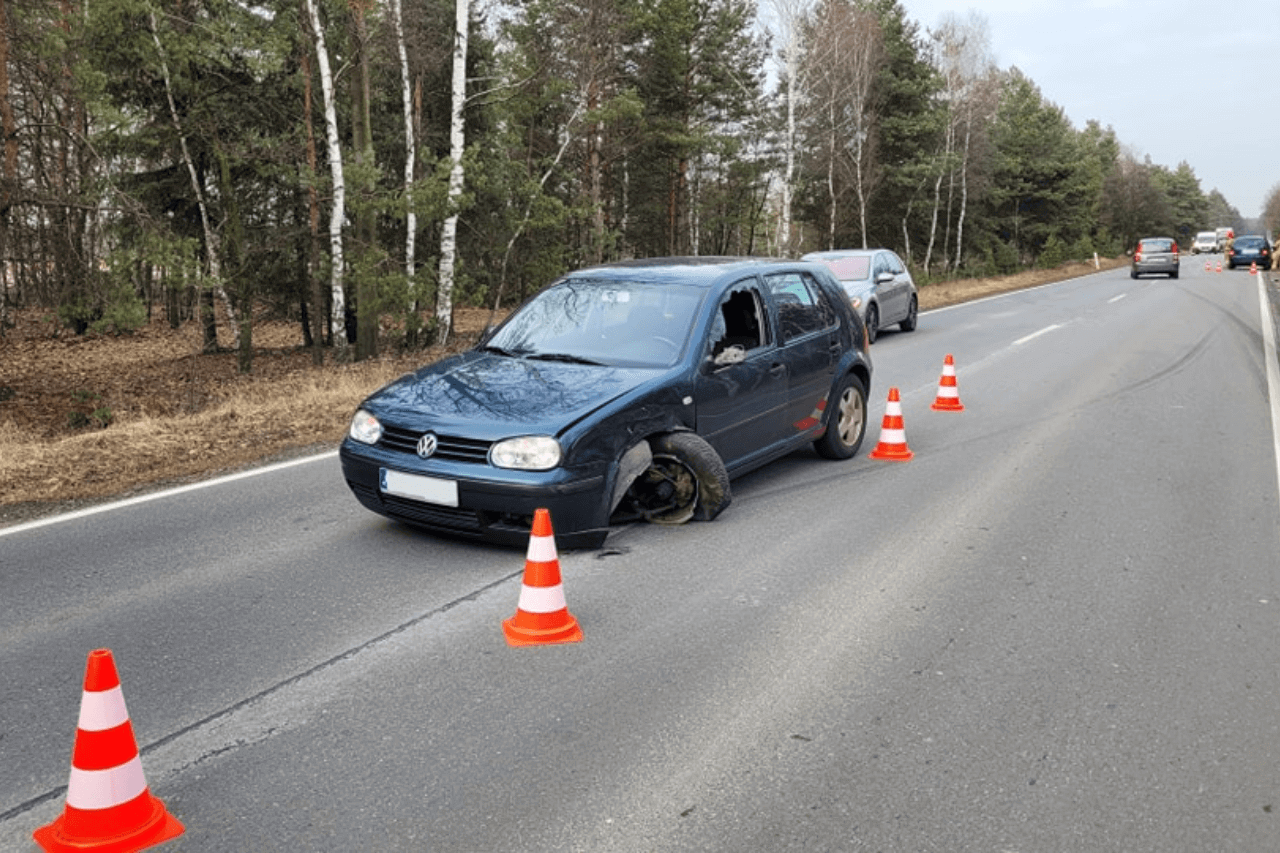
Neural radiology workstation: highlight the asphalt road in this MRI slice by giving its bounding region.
[4,262,1280,851]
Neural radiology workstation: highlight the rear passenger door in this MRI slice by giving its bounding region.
[762,271,840,438]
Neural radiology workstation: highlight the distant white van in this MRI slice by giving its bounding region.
[1191,231,1218,254]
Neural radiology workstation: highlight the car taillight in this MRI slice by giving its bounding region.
[1172,242,1179,255]
[1134,250,1142,262]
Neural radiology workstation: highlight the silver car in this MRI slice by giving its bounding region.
[802,249,918,344]
[1130,237,1180,279]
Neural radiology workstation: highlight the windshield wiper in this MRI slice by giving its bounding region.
[524,351,604,366]
[478,344,524,357]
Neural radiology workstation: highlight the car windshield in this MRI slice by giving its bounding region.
[809,256,871,282]
[486,279,706,368]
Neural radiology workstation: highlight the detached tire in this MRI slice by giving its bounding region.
[638,432,732,524]
[813,373,868,460]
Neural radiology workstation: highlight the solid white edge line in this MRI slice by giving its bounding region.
[0,450,337,539]
[1013,324,1063,346]
[1257,276,1280,530]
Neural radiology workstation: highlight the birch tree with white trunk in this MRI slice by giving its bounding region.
[764,0,813,256]
[435,0,469,346]
[925,11,993,275]
[147,8,240,352]
[389,0,417,311]
[802,0,882,249]
[303,0,348,348]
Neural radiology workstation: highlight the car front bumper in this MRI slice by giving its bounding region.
[339,440,612,549]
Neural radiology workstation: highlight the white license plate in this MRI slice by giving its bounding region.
[380,468,459,507]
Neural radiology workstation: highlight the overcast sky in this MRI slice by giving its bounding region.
[900,0,1276,219]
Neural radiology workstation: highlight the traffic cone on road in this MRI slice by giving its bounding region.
[1204,261,1211,271]
[1216,261,1222,273]
[1250,261,1258,275]
[868,387,914,462]
[930,354,965,412]
[503,508,583,647]
[34,649,184,853]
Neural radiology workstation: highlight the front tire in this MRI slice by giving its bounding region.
[814,373,868,460]
[635,432,731,524]
[864,304,879,344]
[899,295,918,332]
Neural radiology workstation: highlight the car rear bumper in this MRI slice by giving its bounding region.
[339,440,611,549]
[1132,261,1179,275]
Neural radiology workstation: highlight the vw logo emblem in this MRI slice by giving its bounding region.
[416,432,439,459]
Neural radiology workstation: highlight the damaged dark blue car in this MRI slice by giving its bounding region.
[339,257,873,549]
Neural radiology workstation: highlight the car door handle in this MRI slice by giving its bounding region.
[770,363,786,377]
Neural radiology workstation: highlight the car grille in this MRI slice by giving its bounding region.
[379,425,492,463]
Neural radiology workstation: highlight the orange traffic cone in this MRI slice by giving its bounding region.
[34,649,184,853]
[1216,261,1222,273]
[930,354,965,412]
[1250,261,1258,275]
[1204,261,1211,271]
[503,508,583,646]
[868,387,913,462]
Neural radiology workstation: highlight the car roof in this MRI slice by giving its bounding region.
[801,249,883,259]
[562,256,828,288]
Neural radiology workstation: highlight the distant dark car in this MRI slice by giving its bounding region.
[801,249,918,344]
[1130,237,1179,279]
[340,257,873,549]
[1226,235,1272,270]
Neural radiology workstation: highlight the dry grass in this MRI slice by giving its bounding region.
[0,359,415,504]
[0,257,1124,524]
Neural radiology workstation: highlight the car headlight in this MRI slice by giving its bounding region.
[848,295,864,311]
[490,435,562,470]
[349,409,383,445]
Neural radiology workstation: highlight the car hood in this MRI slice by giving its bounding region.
[364,351,662,438]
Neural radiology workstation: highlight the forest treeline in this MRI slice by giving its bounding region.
[0,0,1270,370]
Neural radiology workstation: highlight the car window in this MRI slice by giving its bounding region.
[886,252,905,275]
[707,282,769,365]
[764,272,835,343]
[1140,239,1173,252]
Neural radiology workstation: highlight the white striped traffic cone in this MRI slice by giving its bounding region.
[503,509,583,646]
[34,649,184,852]
[930,354,965,412]
[868,387,913,462]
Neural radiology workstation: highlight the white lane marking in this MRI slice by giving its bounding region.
[0,451,337,538]
[1013,324,1064,346]
[1257,276,1280,535]
[1108,294,1127,304]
